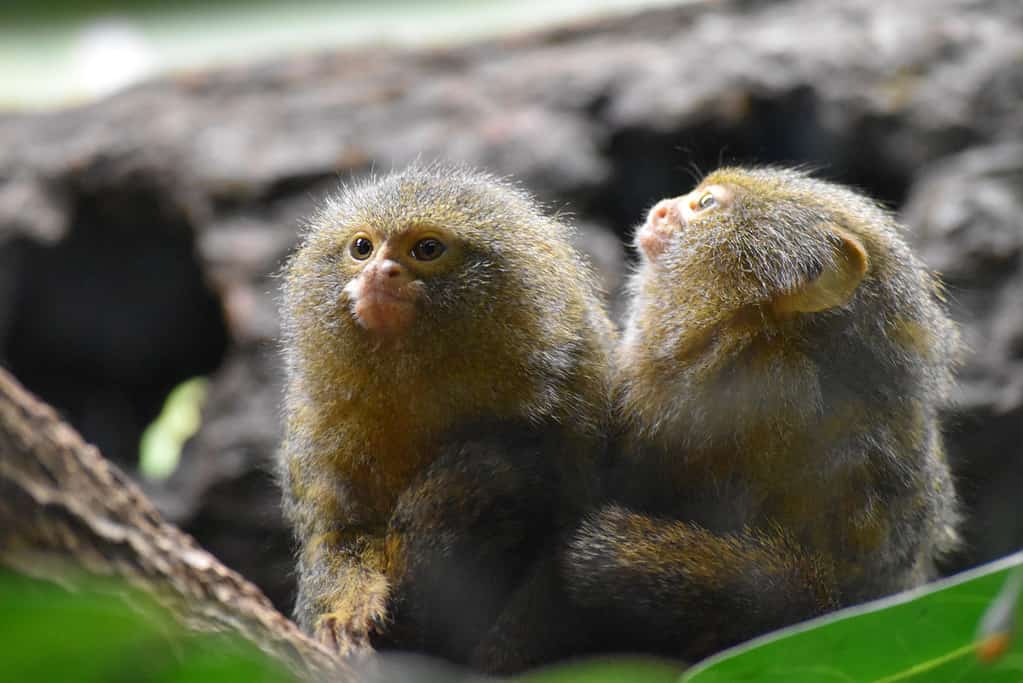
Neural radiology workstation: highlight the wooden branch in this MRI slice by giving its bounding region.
[0,366,348,682]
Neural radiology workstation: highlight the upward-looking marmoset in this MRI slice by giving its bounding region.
[278,164,615,672]
[566,167,960,660]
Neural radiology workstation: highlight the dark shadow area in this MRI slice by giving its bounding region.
[941,406,1023,572]
[3,180,229,469]
[588,88,918,241]
[180,469,296,613]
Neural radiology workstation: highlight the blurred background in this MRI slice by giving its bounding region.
[1,0,1021,615]
[1,0,685,110]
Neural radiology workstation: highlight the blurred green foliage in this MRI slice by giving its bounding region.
[2,554,1021,682]
[0,570,296,683]
[1,0,276,22]
[0,0,430,26]
[138,376,208,480]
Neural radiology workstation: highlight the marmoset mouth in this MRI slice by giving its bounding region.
[359,286,414,304]
[351,287,417,334]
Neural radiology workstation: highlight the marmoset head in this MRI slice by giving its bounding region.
[280,163,615,430]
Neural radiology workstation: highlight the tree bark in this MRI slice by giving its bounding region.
[0,366,347,682]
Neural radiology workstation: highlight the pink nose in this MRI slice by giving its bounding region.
[377,259,403,279]
[366,259,406,284]
[637,198,685,259]
[649,199,680,229]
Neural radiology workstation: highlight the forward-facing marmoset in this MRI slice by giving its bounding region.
[277,164,615,672]
[565,166,961,660]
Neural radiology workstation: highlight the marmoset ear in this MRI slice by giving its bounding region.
[773,226,869,315]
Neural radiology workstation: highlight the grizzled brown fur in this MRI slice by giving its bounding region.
[278,164,615,672]
[566,167,960,660]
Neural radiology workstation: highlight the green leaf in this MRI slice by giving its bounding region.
[138,376,208,480]
[683,552,1023,683]
[0,571,296,683]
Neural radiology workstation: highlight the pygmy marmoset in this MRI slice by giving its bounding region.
[566,166,961,660]
[278,163,615,672]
